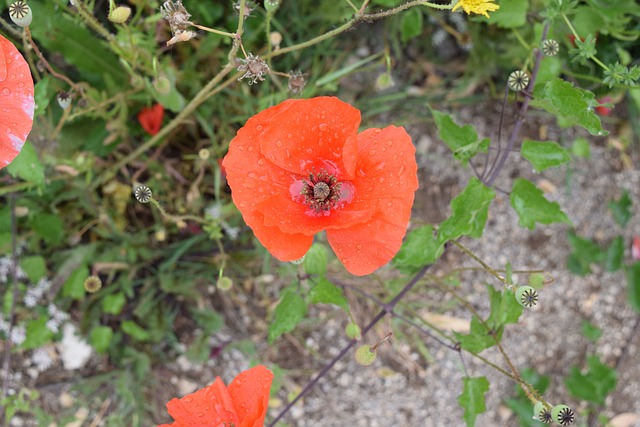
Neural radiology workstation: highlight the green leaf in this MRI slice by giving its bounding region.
[121,320,151,342]
[20,256,47,283]
[431,110,489,165]
[90,326,113,353]
[31,213,64,246]
[486,286,523,330]
[439,178,495,241]
[458,376,490,427]
[303,244,328,277]
[530,78,608,136]
[393,225,445,273]
[489,0,528,28]
[21,316,54,350]
[608,191,632,227]
[33,76,51,117]
[571,137,591,158]
[604,236,624,272]
[62,265,89,300]
[6,142,44,187]
[189,307,224,334]
[627,262,640,312]
[565,355,617,405]
[400,8,423,43]
[581,320,602,342]
[521,140,570,172]
[268,290,307,343]
[454,317,498,354]
[308,277,349,312]
[102,292,127,315]
[566,232,605,276]
[510,178,572,230]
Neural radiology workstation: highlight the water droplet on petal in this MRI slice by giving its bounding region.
[256,124,263,131]
[247,146,254,152]
[276,140,283,147]
[2,88,11,96]
[319,123,327,131]
[257,158,265,166]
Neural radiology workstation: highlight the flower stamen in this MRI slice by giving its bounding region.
[301,169,342,213]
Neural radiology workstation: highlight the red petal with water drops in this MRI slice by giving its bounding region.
[0,35,35,169]
[164,377,239,426]
[227,365,273,427]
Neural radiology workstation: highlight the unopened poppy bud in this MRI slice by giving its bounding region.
[264,0,281,14]
[57,92,72,109]
[84,275,102,293]
[9,1,32,27]
[153,76,171,94]
[217,276,233,291]
[551,405,575,426]
[355,345,376,366]
[345,323,361,340]
[515,285,538,308]
[109,6,131,24]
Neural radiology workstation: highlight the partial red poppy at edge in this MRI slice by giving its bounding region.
[138,103,165,135]
[158,365,273,427]
[222,97,419,276]
[0,34,35,169]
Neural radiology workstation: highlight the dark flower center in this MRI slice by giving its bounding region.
[301,169,341,213]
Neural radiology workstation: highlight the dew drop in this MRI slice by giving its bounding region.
[276,140,283,147]
[397,166,405,176]
[287,133,293,139]
[256,124,263,131]
[1,88,10,96]
[392,154,398,160]
[247,146,254,152]
[356,244,363,250]
[379,177,385,183]
[319,123,327,131]
[368,150,376,156]
[306,148,313,154]
[238,145,245,151]
[357,169,366,177]
[286,149,291,159]
[257,158,265,166]
[248,172,259,179]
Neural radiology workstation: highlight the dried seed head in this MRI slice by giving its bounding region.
[166,30,197,46]
[237,53,270,85]
[234,0,257,18]
[541,39,560,56]
[508,70,530,92]
[83,275,102,293]
[287,71,307,96]
[160,0,191,35]
[134,185,153,203]
[9,1,32,27]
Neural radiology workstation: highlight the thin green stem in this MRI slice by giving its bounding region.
[561,13,610,72]
[451,240,510,287]
[191,23,236,39]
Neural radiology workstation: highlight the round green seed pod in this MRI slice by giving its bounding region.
[533,401,552,423]
[264,0,281,14]
[515,285,538,308]
[551,404,575,426]
[216,276,233,291]
[345,323,361,340]
[354,345,376,366]
[153,76,171,95]
[109,6,131,24]
[9,1,32,27]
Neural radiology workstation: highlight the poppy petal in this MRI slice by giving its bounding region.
[257,97,360,178]
[138,104,164,135]
[250,209,314,261]
[227,365,273,427]
[326,126,418,275]
[165,377,239,426]
[0,35,34,169]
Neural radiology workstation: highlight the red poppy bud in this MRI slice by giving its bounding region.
[595,96,613,116]
[137,104,164,135]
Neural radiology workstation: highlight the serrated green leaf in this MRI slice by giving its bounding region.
[530,78,608,136]
[393,225,445,273]
[90,326,113,353]
[268,290,307,343]
[510,178,572,230]
[308,278,349,312]
[431,110,489,165]
[20,256,47,283]
[486,286,523,330]
[458,376,490,427]
[605,236,624,272]
[627,262,640,312]
[121,320,151,342]
[489,0,528,28]
[565,355,617,405]
[102,292,126,315]
[21,316,54,350]
[62,265,89,300]
[608,191,632,227]
[571,137,591,158]
[521,140,570,172]
[581,320,602,342]
[31,213,64,246]
[303,244,328,277]
[6,142,44,187]
[453,317,498,354]
[189,307,224,334]
[439,178,495,241]
[400,8,423,43]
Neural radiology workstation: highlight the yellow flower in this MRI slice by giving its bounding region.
[452,0,499,18]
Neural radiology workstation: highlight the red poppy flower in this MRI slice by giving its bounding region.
[222,97,418,276]
[632,235,640,261]
[158,365,273,427]
[0,34,34,169]
[138,103,164,135]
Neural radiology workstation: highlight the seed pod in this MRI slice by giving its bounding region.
[533,401,552,423]
[345,323,361,340]
[216,276,233,291]
[57,92,72,110]
[541,39,559,56]
[515,285,538,308]
[134,185,152,203]
[9,1,32,27]
[264,0,281,14]
[109,6,132,24]
[508,70,529,92]
[355,345,376,366]
[84,275,102,293]
[551,405,575,426]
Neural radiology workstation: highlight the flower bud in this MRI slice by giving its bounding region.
[109,6,132,24]
[9,1,32,27]
[153,75,171,95]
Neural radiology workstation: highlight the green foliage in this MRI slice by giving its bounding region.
[503,369,551,427]
[458,376,490,427]
[400,9,423,43]
[510,178,572,230]
[566,232,605,275]
[6,142,44,188]
[21,316,55,350]
[565,355,617,405]
[520,140,570,172]
[439,178,495,241]
[20,256,47,283]
[268,290,308,343]
[627,262,640,313]
[303,243,328,277]
[431,110,490,165]
[489,0,528,28]
[581,320,602,342]
[91,326,114,354]
[393,225,444,273]
[308,277,349,312]
[608,191,632,227]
